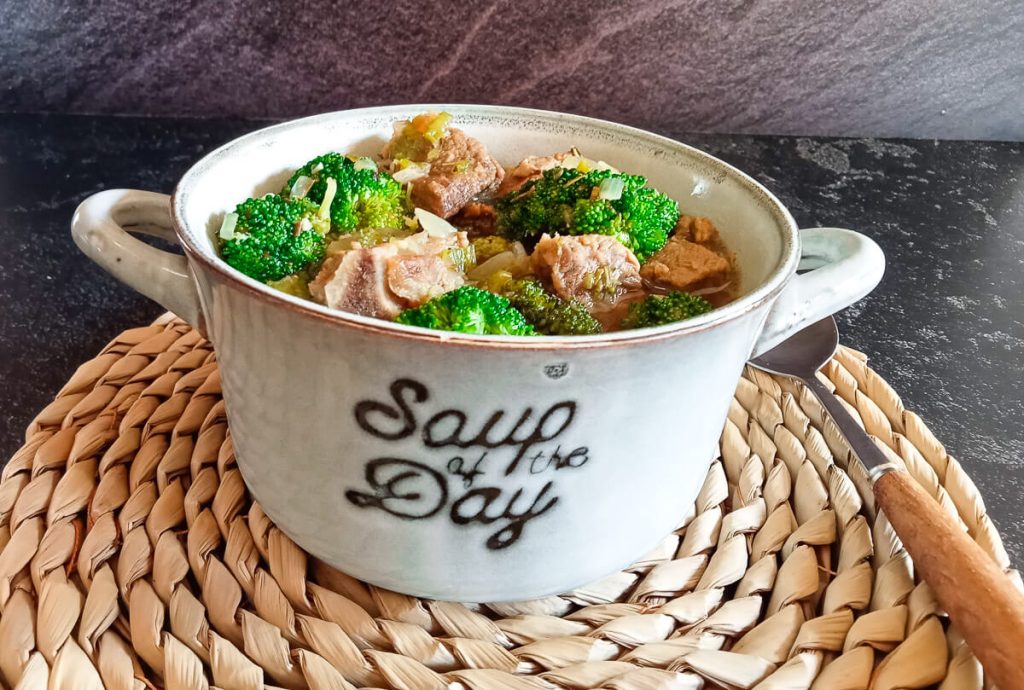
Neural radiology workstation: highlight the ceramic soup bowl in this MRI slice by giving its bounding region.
[72,105,884,601]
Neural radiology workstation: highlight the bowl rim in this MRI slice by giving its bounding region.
[170,103,799,350]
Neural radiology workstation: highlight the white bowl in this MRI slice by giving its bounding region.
[72,105,883,601]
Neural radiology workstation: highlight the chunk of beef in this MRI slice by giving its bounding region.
[495,151,572,196]
[449,202,497,236]
[640,235,731,292]
[675,215,721,245]
[309,245,404,319]
[309,231,469,318]
[409,129,504,218]
[531,234,642,312]
[387,254,464,307]
[308,253,343,303]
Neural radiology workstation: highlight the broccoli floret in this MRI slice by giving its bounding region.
[395,286,535,336]
[621,291,713,329]
[496,167,679,261]
[220,194,328,282]
[471,235,513,263]
[352,225,415,248]
[488,273,601,335]
[283,153,406,234]
[267,273,311,299]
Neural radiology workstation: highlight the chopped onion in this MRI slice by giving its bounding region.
[312,162,324,173]
[289,175,314,198]
[353,157,377,172]
[598,177,624,200]
[414,207,457,237]
[218,212,238,240]
[467,250,531,281]
[327,236,357,255]
[559,154,583,170]
[298,217,313,233]
[557,151,618,174]
[318,178,337,220]
[393,165,428,184]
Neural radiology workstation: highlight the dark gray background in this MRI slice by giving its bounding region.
[2,0,1023,139]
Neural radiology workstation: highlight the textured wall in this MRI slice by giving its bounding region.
[2,0,1022,139]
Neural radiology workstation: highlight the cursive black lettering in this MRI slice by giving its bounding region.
[447,452,487,488]
[423,409,468,447]
[450,481,559,549]
[562,446,589,469]
[486,483,559,549]
[354,379,428,440]
[348,378,585,551]
[451,487,503,524]
[528,448,552,474]
[472,408,534,449]
[345,457,447,519]
[504,401,576,475]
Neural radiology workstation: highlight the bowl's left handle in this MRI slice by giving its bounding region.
[72,189,204,332]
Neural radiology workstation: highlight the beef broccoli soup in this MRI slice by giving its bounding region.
[216,112,739,335]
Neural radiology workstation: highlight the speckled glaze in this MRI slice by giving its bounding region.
[71,105,883,600]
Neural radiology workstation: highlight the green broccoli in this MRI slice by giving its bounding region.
[471,235,513,263]
[219,194,329,282]
[352,225,415,248]
[487,273,601,335]
[495,167,679,262]
[395,286,535,336]
[621,291,713,329]
[283,153,406,234]
[266,273,312,299]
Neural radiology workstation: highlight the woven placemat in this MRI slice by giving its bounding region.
[0,314,1015,690]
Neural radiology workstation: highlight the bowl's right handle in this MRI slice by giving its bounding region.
[72,189,204,332]
[751,227,885,357]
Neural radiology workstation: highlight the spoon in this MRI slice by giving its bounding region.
[750,316,1024,687]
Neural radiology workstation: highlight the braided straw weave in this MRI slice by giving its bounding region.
[0,314,1015,690]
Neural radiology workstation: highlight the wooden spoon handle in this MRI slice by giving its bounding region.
[800,375,1024,685]
[874,469,1024,687]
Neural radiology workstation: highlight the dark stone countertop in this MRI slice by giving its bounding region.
[1,113,1021,563]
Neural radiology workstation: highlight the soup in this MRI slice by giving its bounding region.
[216,112,738,336]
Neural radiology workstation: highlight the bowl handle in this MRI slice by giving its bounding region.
[71,189,204,332]
[751,227,885,357]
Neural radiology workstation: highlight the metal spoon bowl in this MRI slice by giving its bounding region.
[750,316,838,380]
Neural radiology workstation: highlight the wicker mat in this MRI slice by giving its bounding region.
[0,314,1014,690]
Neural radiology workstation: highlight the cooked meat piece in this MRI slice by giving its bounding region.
[449,202,497,236]
[310,244,404,319]
[531,234,642,312]
[495,151,572,196]
[387,254,464,307]
[310,230,470,318]
[640,236,731,292]
[691,217,719,244]
[410,129,504,218]
[308,254,343,304]
[676,215,721,245]
[393,228,470,257]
